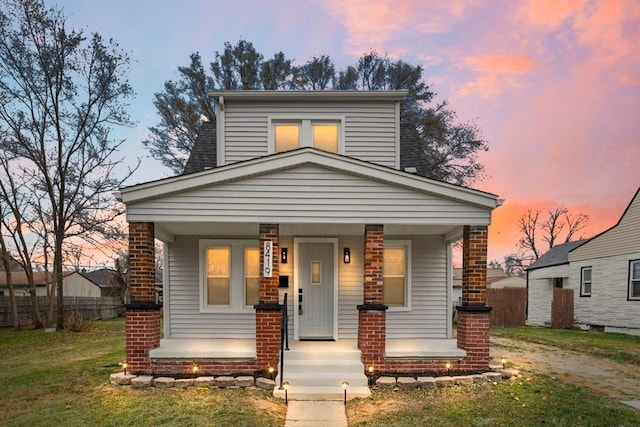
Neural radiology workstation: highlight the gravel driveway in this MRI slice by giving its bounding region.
[491,336,640,401]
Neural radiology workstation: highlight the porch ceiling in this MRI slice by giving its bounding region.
[155,222,462,239]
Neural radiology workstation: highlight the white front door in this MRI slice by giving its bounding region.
[297,241,335,339]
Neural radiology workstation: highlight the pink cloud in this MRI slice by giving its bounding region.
[463,54,535,74]
[520,0,586,28]
[316,0,474,56]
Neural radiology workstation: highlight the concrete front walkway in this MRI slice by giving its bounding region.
[285,401,347,427]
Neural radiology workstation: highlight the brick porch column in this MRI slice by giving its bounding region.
[254,224,282,370]
[357,224,387,370]
[125,222,161,374]
[457,225,491,370]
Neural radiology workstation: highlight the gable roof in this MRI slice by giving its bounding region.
[122,147,499,210]
[527,239,588,271]
[568,187,640,261]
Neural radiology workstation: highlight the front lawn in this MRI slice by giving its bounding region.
[492,325,640,366]
[0,319,286,427]
[347,375,640,426]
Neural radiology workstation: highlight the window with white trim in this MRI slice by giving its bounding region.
[580,266,592,297]
[383,241,411,310]
[272,119,341,154]
[629,260,640,300]
[199,240,259,312]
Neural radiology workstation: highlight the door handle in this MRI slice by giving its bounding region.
[298,289,303,315]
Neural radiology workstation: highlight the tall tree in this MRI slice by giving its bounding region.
[144,53,215,174]
[293,55,335,90]
[261,52,293,90]
[518,207,590,261]
[0,0,137,329]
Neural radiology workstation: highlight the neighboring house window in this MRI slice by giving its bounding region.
[554,277,563,288]
[383,241,411,310]
[272,119,341,154]
[580,266,592,297]
[199,240,259,312]
[629,260,640,301]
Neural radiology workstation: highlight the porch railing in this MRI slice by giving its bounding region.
[279,292,289,389]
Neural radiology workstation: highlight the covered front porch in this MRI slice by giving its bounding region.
[120,149,499,378]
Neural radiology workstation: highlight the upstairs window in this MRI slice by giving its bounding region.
[580,266,592,297]
[629,260,640,301]
[274,123,300,153]
[272,119,341,154]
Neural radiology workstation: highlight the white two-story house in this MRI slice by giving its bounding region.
[119,90,500,398]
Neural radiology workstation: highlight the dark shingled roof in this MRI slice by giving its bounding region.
[183,119,427,175]
[527,239,588,271]
[183,121,217,175]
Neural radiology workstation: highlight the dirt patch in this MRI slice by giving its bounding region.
[491,336,640,400]
[347,394,408,425]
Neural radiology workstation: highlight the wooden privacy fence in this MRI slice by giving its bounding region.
[487,287,526,327]
[0,296,123,327]
[552,287,574,329]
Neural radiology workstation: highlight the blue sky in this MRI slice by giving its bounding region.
[52,0,640,263]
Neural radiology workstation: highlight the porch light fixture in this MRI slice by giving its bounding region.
[343,248,351,264]
[283,382,289,404]
[281,248,288,264]
[342,381,349,405]
[122,362,128,375]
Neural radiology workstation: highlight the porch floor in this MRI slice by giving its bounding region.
[149,338,256,359]
[385,338,466,359]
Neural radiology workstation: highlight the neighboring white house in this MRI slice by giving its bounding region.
[526,240,587,327]
[0,271,102,298]
[568,187,640,336]
[119,90,501,387]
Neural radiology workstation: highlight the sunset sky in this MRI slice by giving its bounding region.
[52,0,640,265]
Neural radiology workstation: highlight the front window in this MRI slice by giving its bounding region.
[383,241,411,309]
[272,118,341,154]
[580,266,592,297]
[245,247,260,306]
[206,247,230,305]
[200,240,259,311]
[629,260,640,300]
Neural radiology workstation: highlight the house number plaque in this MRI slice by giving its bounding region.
[263,241,273,278]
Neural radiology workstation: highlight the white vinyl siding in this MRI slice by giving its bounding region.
[386,237,449,339]
[167,236,256,339]
[222,101,397,167]
[526,264,570,327]
[127,165,491,225]
[570,253,640,332]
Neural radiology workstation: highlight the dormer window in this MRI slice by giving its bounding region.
[271,118,342,154]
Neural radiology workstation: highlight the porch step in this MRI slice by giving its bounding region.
[274,340,371,401]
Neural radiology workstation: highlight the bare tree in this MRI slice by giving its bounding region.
[0,0,138,329]
[0,204,19,329]
[518,207,589,261]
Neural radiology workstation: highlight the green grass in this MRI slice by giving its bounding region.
[0,319,286,427]
[348,375,640,426]
[492,326,640,366]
